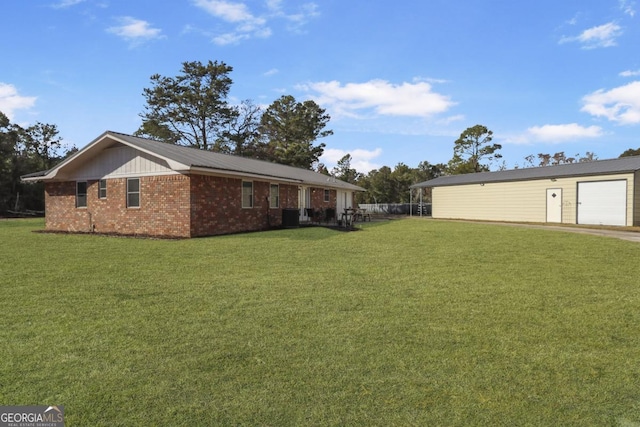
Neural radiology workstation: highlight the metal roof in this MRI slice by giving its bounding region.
[23,131,364,192]
[410,155,640,188]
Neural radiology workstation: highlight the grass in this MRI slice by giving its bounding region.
[1,218,640,426]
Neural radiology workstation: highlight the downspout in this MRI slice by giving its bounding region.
[265,196,271,230]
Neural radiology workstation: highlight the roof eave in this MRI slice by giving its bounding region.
[414,168,640,188]
[22,131,192,182]
[189,166,303,183]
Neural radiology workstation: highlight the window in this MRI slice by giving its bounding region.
[242,181,253,208]
[270,184,279,208]
[127,178,140,208]
[76,181,87,208]
[98,179,107,199]
[324,189,330,202]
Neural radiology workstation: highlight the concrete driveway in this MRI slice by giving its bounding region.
[476,221,640,243]
[414,217,640,243]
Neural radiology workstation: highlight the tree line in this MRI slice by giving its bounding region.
[336,124,638,205]
[0,112,75,213]
[3,59,640,214]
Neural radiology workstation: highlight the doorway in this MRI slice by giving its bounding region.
[577,180,626,226]
[546,188,562,223]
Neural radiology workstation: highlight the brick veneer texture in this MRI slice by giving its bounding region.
[45,175,191,237]
[44,174,337,238]
[310,188,336,210]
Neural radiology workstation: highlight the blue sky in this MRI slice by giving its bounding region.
[2,0,640,172]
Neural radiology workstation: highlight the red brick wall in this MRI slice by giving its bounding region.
[44,174,326,238]
[45,175,191,237]
[279,184,299,210]
[45,181,92,233]
[310,188,336,210]
[189,175,299,237]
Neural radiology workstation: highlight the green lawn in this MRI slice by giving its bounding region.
[1,218,640,426]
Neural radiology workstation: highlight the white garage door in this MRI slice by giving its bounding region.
[577,180,627,226]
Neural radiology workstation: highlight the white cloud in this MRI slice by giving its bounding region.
[620,69,640,77]
[193,0,319,44]
[193,0,253,22]
[263,68,279,77]
[280,3,320,32]
[526,123,603,141]
[436,114,465,126]
[50,0,85,9]
[212,32,249,45]
[107,17,164,45]
[566,14,579,26]
[559,22,623,49]
[581,81,640,124]
[265,0,283,10]
[620,0,636,17]
[0,83,37,121]
[505,123,603,145]
[413,76,450,84]
[321,147,383,173]
[299,79,456,119]
[194,0,270,45]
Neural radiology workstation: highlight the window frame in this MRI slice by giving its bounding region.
[270,183,279,209]
[324,189,330,203]
[126,178,140,208]
[76,181,87,208]
[242,181,253,208]
[98,179,107,199]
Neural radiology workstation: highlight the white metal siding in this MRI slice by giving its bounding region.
[577,180,627,226]
[64,145,176,180]
[432,173,635,226]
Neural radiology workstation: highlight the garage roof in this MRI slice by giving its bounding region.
[411,155,640,188]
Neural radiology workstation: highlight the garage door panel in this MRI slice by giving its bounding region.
[577,180,627,226]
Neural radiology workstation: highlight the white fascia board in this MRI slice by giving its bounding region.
[34,132,112,180]
[21,174,47,183]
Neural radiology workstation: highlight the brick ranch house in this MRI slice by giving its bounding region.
[22,131,364,238]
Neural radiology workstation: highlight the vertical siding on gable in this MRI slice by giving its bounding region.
[433,173,635,225]
[66,146,176,180]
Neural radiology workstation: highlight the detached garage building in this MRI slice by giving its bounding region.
[410,156,640,227]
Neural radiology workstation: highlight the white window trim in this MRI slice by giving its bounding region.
[98,179,107,199]
[242,181,253,208]
[324,189,330,202]
[76,181,87,208]
[270,183,279,209]
[127,178,140,209]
